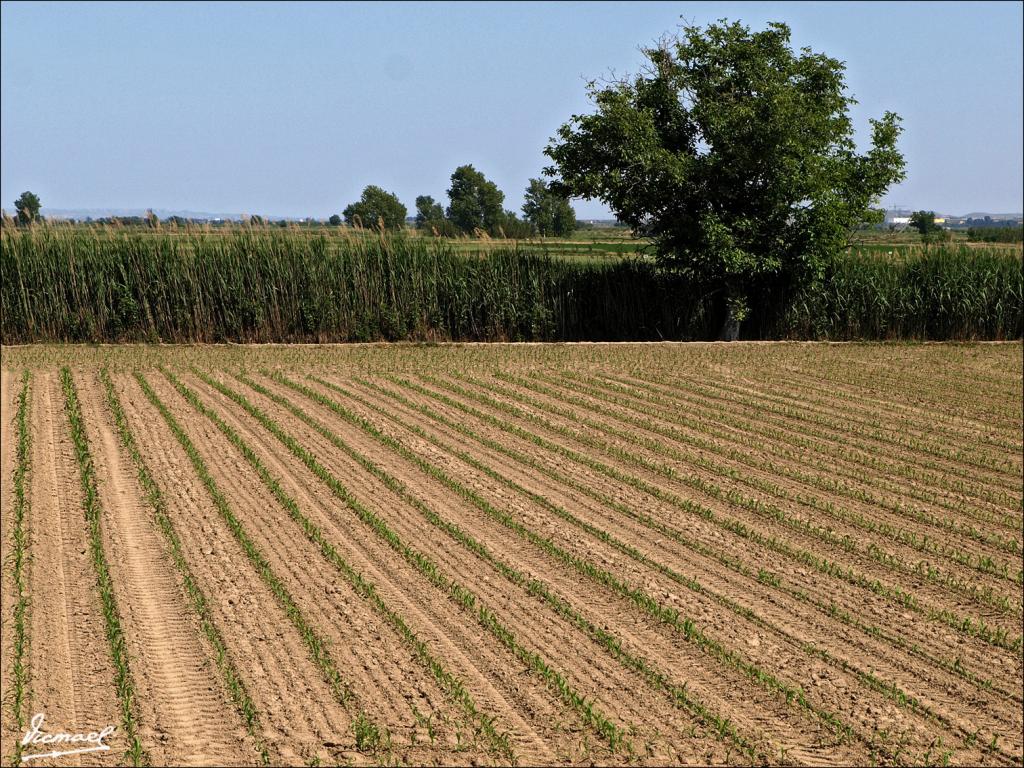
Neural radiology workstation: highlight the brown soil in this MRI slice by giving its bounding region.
[2,341,1020,767]
[21,373,123,766]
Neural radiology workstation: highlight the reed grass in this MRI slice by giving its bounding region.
[2,227,1019,342]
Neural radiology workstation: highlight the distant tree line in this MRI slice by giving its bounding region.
[334,164,577,237]
[968,225,1023,243]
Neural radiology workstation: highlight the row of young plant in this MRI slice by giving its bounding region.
[680,368,1023,485]
[763,354,1023,437]
[132,371,390,757]
[575,369,1020,537]
[352,374,1019,706]
[98,368,272,764]
[303,372,1015,758]
[349,372,1021,726]
[278,369,1017,765]
[174,368,638,757]
[714,360,1022,457]
[5,373,31,766]
[2,227,1020,343]
[649,368,1022,487]
[403,372,1023,654]
[251,370,856,760]
[610,368,1022,521]
[437,370,1023,636]
[503,370,1022,593]
[155,367,517,763]
[548,370,1018,560]
[60,369,149,766]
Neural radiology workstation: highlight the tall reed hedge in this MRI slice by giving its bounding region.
[1,226,1020,342]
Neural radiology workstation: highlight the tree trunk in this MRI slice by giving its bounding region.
[718,305,741,341]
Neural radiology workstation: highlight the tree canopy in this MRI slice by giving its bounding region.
[414,195,445,229]
[446,165,505,235]
[14,191,41,226]
[909,210,942,243]
[343,185,407,230]
[522,178,576,236]
[544,19,906,338]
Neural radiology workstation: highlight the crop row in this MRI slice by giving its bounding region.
[346,374,1020,707]
[251,370,852,758]
[625,368,1021,499]
[4,373,31,766]
[231,366,1013,763]
[417,371,1022,652]
[61,368,148,765]
[561,369,1020,541]
[350,376,1015,708]
[99,368,272,763]
[497,370,1022,592]
[157,367,517,762]
[182,369,639,756]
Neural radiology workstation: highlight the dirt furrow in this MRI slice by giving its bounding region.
[112,372,358,766]
[549,368,1021,539]
[343,373,1024,749]
[174,372,578,765]
[664,369,1022,489]
[323,374,1018,763]
[738,363,1023,451]
[21,373,122,766]
[217,370,768,764]
[775,356,1024,431]
[388,372,1024,694]
[143,371,502,765]
[1,368,23,758]
[76,371,257,765]
[434,371,1022,638]
[486,371,1021,607]
[585,369,1022,526]
[246,370,892,765]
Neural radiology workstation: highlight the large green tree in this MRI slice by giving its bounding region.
[446,165,505,235]
[14,191,41,226]
[343,185,407,230]
[544,19,906,338]
[414,195,445,229]
[522,178,576,236]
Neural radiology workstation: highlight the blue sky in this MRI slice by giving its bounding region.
[2,1,1022,218]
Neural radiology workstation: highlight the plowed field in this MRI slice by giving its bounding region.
[2,343,1021,766]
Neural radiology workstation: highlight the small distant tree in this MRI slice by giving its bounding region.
[343,186,407,230]
[145,209,160,228]
[328,214,342,226]
[414,195,445,229]
[909,210,942,244]
[446,165,505,235]
[14,191,41,225]
[522,178,576,236]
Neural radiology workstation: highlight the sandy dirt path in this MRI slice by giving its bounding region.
[75,371,257,766]
[21,373,122,766]
[0,368,23,758]
[113,373,359,766]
